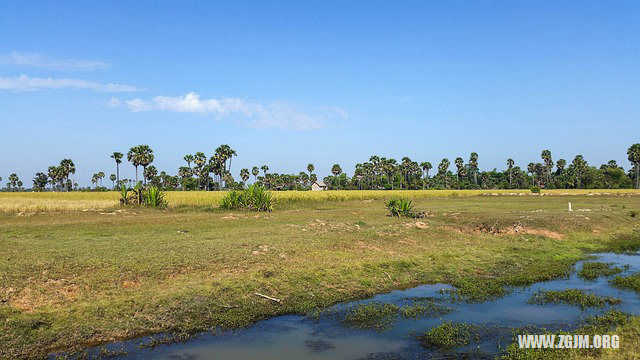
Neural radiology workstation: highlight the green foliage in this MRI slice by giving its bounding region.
[119,185,129,205]
[578,262,625,281]
[610,272,640,294]
[528,289,621,309]
[419,322,472,349]
[530,186,541,194]
[341,302,400,331]
[144,186,167,208]
[386,197,415,217]
[220,185,274,211]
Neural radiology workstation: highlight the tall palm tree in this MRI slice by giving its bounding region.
[240,168,250,185]
[110,174,116,188]
[628,144,640,189]
[571,155,587,189]
[137,145,154,185]
[252,166,260,183]
[541,150,553,185]
[127,146,141,184]
[144,165,157,184]
[184,154,194,168]
[59,159,75,191]
[468,152,479,185]
[507,158,514,187]
[193,152,207,189]
[420,161,432,189]
[331,164,342,189]
[438,158,450,188]
[307,163,314,179]
[454,157,464,188]
[111,152,123,187]
[556,159,566,175]
[260,165,269,188]
[97,171,105,187]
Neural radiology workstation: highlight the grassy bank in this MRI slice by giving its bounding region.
[0,194,639,357]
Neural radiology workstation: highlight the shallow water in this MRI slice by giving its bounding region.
[79,253,640,359]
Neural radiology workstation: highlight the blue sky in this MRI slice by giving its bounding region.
[1,1,639,185]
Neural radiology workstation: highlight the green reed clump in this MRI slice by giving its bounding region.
[220,185,274,211]
[386,197,415,218]
[419,322,472,349]
[578,262,626,281]
[610,272,640,294]
[528,289,621,309]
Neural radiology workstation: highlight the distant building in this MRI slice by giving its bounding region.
[311,180,328,191]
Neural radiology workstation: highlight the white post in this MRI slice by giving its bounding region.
[568,202,573,212]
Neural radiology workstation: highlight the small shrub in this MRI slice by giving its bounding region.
[220,185,274,211]
[629,210,638,218]
[386,197,415,218]
[144,186,167,208]
[530,186,541,194]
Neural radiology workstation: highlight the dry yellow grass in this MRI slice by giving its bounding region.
[1,189,639,213]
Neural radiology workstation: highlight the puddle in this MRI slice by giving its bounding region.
[73,253,640,359]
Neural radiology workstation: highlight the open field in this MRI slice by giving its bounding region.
[1,188,639,213]
[1,192,640,358]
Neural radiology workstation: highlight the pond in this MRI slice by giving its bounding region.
[76,252,640,359]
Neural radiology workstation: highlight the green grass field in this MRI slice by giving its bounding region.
[1,190,640,358]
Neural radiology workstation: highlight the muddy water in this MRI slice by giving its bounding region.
[79,253,640,359]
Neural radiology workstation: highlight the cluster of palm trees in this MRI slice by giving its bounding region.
[322,145,640,190]
[175,145,237,190]
[3,143,640,192]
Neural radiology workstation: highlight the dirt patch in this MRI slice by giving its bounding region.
[445,222,564,240]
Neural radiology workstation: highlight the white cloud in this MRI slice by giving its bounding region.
[0,75,138,92]
[117,92,347,131]
[107,97,122,107]
[0,51,108,70]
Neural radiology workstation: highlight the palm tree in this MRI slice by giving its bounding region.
[97,171,105,187]
[571,155,587,188]
[260,165,269,188]
[127,146,142,184]
[556,159,566,175]
[541,150,553,185]
[307,163,314,179]
[454,157,464,188]
[184,154,194,168]
[240,168,250,185]
[438,158,450,188]
[331,164,342,189]
[468,152,479,186]
[137,145,154,185]
[628,144,640,189]
[420,161,432,189]
[110,174,116,188]
[144,165,157,184]
[507,158,514,187]
[59,159,75,191]
[193,152,207,189]
[252,166,260,183]
[111,152,123,186]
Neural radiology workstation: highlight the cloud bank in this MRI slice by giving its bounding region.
[0,75,138,92]
[115,92,347,131]
[0,51,108,70]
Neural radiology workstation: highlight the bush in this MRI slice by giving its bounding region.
[530,186,541,194]
[386,197,415,217]
[629,210,638,218]
[220,185,274,211]
[144,186,167,208]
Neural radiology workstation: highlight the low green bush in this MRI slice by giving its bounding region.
[220,185,274,211]
[386,197,415,218]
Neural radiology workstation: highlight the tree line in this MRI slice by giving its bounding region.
[2,143,640,191]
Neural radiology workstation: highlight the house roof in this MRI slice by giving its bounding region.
[313,181,327,187]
